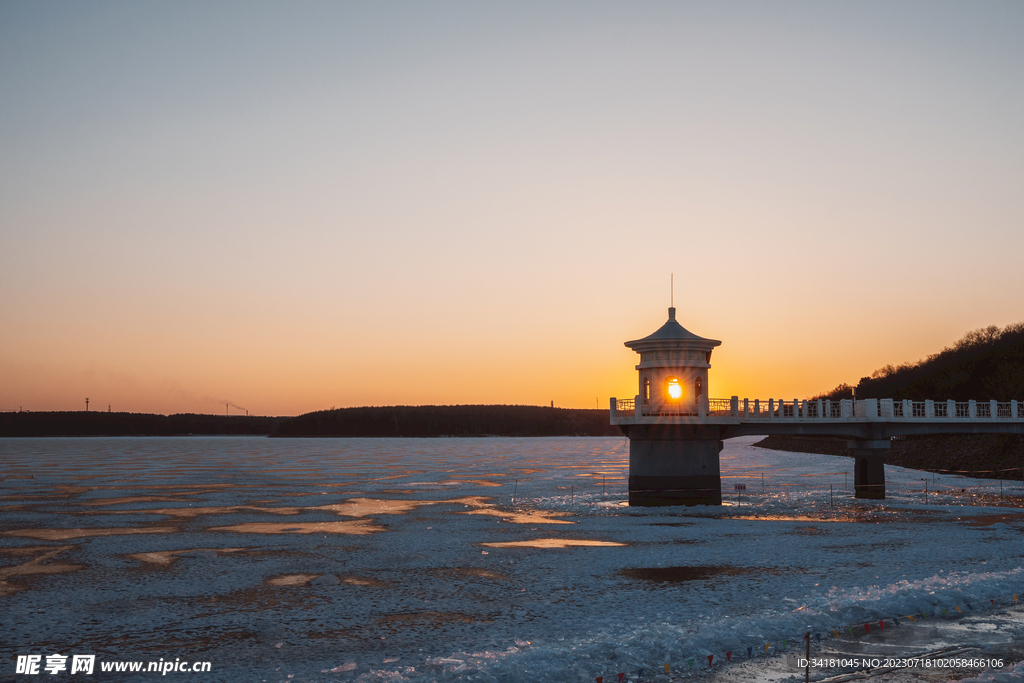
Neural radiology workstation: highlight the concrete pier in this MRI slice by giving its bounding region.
[625,424,723,506]
[848,439,889,499]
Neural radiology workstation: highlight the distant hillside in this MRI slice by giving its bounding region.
[0,411,282,437]
[272,404,620,437]
[817,322,1024,401]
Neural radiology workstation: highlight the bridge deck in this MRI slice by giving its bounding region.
[611,397,1024,441]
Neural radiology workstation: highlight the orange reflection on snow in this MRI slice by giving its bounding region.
[462,508,573,525]
[313,498,432,517]
[266,574,319,586]
[126,548,249,566]
[0,546,82,597]
[481,539,625,549]
[3,527,176,541]
[207,520,383,535]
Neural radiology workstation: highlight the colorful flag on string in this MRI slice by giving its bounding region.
[864,623,870,634]
[726,651,732,663]
[877,620,884,630]
[707,655,713,668]
[663,663,670,675]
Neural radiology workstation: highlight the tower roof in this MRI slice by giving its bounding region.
[625,308,722,352]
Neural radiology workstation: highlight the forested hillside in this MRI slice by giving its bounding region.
[817,322,1024,401]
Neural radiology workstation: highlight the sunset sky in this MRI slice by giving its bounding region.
[2,2,1023,416]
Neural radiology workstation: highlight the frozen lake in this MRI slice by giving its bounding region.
[2,435,1023,682]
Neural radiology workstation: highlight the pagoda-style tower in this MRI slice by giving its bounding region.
[625,307,721,417]
[621,308,724,506]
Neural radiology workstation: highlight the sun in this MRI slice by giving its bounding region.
[667,378,682,400]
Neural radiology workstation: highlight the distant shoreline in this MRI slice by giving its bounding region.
[0,411,282,437]
[0,405,621,438]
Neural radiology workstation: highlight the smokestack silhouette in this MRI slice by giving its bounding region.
[225,402,248,416]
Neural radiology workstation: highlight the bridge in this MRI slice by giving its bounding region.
[609,308,1024,506]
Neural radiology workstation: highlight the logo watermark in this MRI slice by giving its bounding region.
[15,655,211,676]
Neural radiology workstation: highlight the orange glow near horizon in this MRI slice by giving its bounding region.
[2,306,1016,416]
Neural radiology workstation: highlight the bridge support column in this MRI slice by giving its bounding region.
[848,439,889,499]
[625,424,722,506]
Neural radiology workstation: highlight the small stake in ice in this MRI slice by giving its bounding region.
[804,627,811,683]
[734,483,745,506]
[512,479,518,505]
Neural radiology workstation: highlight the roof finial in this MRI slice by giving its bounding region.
[668,273,676,321]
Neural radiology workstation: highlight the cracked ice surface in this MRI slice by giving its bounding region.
[1,434,1023,682]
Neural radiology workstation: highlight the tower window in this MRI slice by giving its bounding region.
[666,377,682,400]
[695,376,703,398]
[643,377,651,403]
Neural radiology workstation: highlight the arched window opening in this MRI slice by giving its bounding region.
[694,376,703,399]
[666,377,682,400]
[643,377,651,404]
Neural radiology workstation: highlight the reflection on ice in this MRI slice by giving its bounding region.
[207,520,384,535]
[461,508,574,524]
[3,526,176,540]
[0,546,82,597]
[480,538,626,549]
[266,573,318,586]
[126,547,249,566]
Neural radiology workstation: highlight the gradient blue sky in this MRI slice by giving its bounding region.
[2,2,1022,415]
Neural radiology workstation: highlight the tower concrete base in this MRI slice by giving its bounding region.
[625,425,723,506]
[849,440,889,499]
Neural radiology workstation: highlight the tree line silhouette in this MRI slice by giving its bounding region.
[0,405,620,437]
[0,411,282,437]
[272,405,620,437]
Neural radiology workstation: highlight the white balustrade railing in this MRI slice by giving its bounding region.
[610,395,1024,422]
[707,398,732,416]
